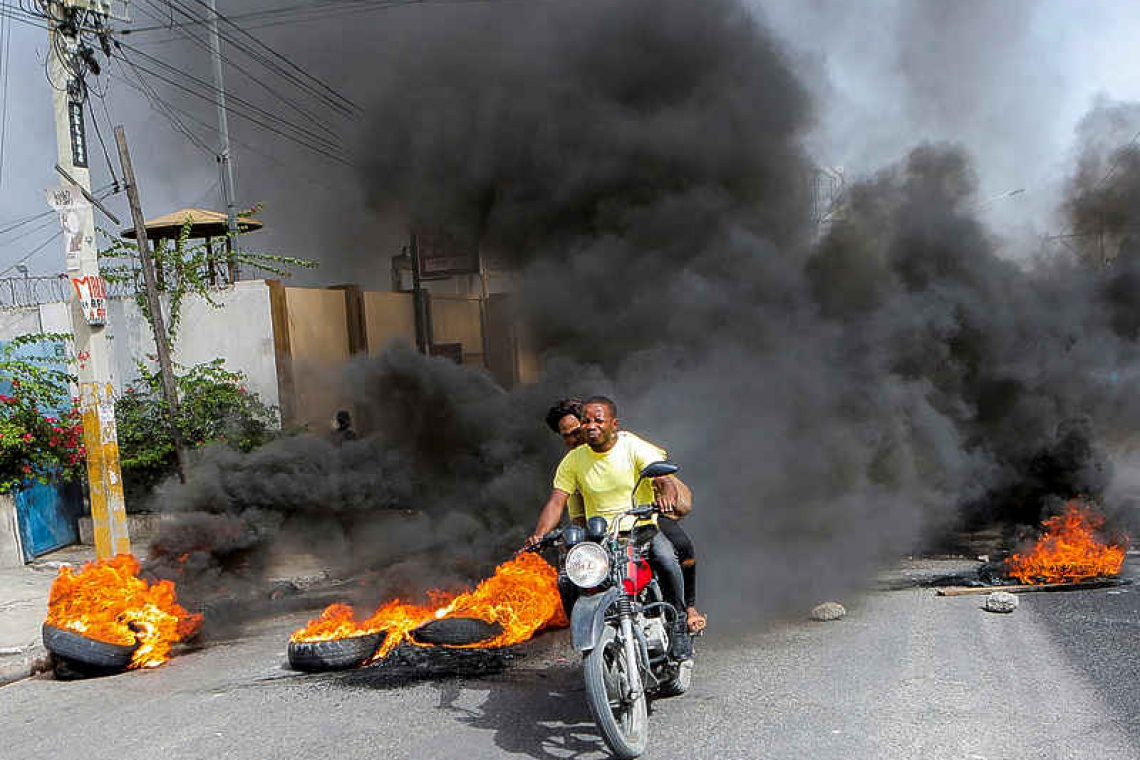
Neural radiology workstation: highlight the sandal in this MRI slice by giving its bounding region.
[686,607,707,635]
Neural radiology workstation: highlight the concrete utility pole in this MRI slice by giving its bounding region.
[114,126,188,484]
[205,0,240,282]
[46,1,129,558]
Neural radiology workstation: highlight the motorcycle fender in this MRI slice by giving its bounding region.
[571,587,620,652]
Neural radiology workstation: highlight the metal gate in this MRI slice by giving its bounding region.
[14,481,83,562]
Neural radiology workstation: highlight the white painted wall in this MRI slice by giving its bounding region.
[0,307,42,342]
[111,280,281,412]
[0,281,281,417]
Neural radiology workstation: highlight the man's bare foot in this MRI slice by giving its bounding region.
[686,606,706,634]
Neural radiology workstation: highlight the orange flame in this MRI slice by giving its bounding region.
[291,552,569,661]
[1006,501,1128,584]
[45,554,202,668]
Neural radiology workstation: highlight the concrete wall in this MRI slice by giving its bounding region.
[0,282,282,416]
[0,494,24,568]
[429,294,484,367]
[109,281,281,412]
[0,308,41,342]
[282,286,352,430]
[363,291,416,354]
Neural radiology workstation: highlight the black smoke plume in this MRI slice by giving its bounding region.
[147,0,1140,627]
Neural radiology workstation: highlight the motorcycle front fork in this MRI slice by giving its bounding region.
[618,601,643,702]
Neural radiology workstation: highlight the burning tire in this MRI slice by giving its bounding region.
[287,632,385,671]
[41,624,138,671]
[411,617,503,646]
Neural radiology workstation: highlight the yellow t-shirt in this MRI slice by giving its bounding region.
[567,493,585,522]
[554,431,667,528]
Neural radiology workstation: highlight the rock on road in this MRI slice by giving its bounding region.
[2,560,1137,760]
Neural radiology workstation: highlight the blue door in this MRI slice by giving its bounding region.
[1,338,81,561]
[14,481,83,561]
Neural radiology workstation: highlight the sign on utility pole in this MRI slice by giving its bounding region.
[47,2,130,558]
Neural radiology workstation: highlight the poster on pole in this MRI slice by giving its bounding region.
[46,184,91,272]
[413,228,480,280]
[69,275,107,326]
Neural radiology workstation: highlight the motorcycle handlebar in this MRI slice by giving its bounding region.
[518,527,564,555]
[625,504,661,518]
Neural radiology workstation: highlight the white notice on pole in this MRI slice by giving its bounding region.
[45,185,91,271]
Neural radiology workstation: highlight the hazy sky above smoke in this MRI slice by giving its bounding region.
[2,1,1140,279]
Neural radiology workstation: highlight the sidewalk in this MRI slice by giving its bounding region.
[0,544,95,687]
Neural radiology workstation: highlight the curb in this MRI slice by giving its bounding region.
[0,640,52,687]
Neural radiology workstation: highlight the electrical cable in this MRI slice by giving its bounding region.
[0,209,55,238]
[113,50,352,163]
[0,183,118,277]
[115,19,341,142]
[107,69,347,190]
[0,230,63,277]
[87,97,119,188]
[180,0,360,116]
[131,0,345,139]
[114,56,214,155]
[134,0,354,120]
[133,0,349,135]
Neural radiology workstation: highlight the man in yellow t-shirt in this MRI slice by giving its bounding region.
[544,397,705,634]
[527,395,692,660]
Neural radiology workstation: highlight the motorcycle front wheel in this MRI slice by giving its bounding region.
[583,625,649,759]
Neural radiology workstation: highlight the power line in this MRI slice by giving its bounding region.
[87,96,120,189]
[0,230,62,277]
[0,209,55,238]
[179,0,360,116]
[112,49,353,165]
[114,41,344,152]
[133,0,355,126]
[130,0,344,140]
[107,65,346,191]
[113,55,215,155]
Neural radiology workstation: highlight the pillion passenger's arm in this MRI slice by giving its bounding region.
[526,489,570,547]
[651,475,679,512]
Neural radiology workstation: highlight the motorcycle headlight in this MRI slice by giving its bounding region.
[565,542,610,588]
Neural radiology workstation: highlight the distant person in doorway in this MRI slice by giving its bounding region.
[332,410,358,444]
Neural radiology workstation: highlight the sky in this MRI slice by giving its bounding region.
[2,1,1140,284]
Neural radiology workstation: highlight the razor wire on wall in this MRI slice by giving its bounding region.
[0,275,136,309]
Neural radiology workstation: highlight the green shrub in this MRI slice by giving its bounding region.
[116,360,279,503]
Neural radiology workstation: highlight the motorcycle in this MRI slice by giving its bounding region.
[530,461,693,759]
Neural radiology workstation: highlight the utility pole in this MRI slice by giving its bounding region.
[46,1,129,558]
[114,126,188,484]
[409,231,430,354]
[206,0,240,282]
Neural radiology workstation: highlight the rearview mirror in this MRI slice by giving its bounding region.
[639,461,678,479]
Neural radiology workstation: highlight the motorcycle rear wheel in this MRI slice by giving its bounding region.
[583,625,648,759]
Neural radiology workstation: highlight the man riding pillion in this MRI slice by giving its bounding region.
[526,395,693,660]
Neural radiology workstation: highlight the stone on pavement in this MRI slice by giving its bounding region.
[985,591,1019,613]
[810,601,847,621]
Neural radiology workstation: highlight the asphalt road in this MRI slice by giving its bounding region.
[3,558,1138,760]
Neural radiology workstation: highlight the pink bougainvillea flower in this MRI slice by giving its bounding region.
[49,437,59,447]
[0,395,13,404]
[22,433,33,443]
